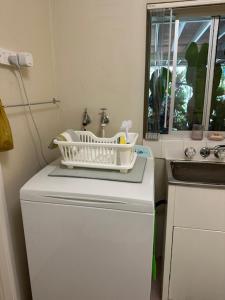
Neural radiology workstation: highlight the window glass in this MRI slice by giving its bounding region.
[209,17,225,131]
[144,7,225,137]
[146,9,174,135]
[172,17,211,131]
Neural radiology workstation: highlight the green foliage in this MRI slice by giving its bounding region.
[149,67,189,131]
[210,64,224,130]
[185,42,209,126]
[149,67,172,132]
[173,71,188,130]
[149,67,172,105]
[185,42,224,129]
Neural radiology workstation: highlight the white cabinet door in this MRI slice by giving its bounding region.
[169,227,225,300]
[174,186,225,232]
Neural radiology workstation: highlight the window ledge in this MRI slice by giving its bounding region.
[145,131,225,141]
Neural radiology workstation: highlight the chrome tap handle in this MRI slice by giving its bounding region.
[184,147,196,159]
[200,147,211,158]
[82,108,91,128]
[214,145,225,151]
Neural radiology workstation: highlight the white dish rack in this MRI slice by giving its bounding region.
[54,131,138,172]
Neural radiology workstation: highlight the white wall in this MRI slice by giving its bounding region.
[52,0,147,138]
[51,0,204,139]
[0,1,63,299]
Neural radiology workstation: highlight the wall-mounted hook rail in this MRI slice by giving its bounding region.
[3,97,60,108]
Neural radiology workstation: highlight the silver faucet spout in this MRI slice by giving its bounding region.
[200,145,225,160]
[214,145,225,160]
[100,108,109,137]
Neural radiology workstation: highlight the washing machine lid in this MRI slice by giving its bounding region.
[20,158,154,214]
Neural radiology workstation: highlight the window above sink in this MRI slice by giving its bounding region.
[143,2,225,139]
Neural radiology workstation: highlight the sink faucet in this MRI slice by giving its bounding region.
[200,145,225,160]
[214,145,225,160]
[100,108,109,137]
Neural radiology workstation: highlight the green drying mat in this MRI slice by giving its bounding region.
[48,157,147,183]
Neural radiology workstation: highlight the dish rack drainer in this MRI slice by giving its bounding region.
[54,131,138,172]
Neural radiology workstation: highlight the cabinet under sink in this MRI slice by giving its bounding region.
[169,227,225,300]
[162,165,225,300]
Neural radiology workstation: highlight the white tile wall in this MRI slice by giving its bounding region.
[146,140,163,158]
[144,137,225,161]
[162,140,184,160]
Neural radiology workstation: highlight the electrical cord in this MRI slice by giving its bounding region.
[16,67,49,165]
[8,54,49,166]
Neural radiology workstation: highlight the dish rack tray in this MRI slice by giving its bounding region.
[54,131,138,172]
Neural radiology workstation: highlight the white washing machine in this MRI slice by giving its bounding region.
[20,155,154,300]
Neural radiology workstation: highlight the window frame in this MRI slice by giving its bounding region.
[144,1,225,139]
[202,17,220,131]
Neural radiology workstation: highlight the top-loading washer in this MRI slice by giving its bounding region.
[20,152,155,300]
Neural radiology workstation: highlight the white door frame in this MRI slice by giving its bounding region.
[0,164,18,300]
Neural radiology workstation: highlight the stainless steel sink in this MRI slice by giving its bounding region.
[167,160,225,187]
